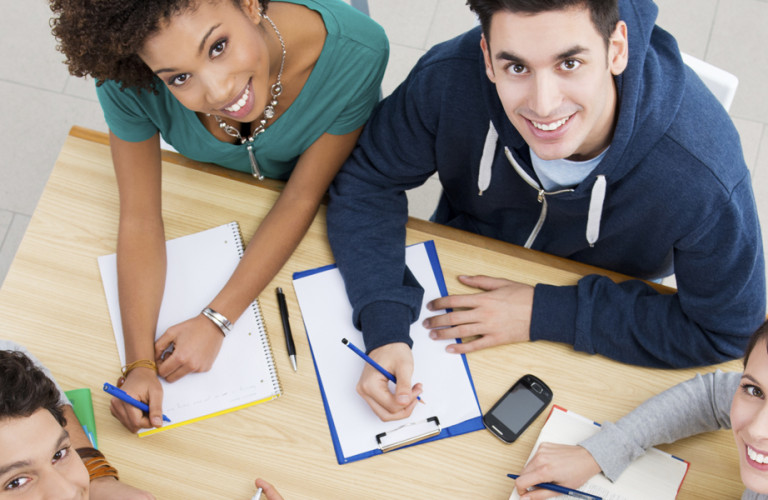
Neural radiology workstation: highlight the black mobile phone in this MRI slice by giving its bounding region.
[483,374,553,443]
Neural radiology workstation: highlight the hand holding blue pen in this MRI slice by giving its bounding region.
[341,338,424,404]
[103,382,171,423]
[507,474,602,500]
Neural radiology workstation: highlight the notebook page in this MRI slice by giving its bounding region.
[293,242,481,459]
[98,223,280,432]
[509,407,688,500]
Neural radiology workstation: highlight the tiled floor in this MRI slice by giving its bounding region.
[1,0,768,289]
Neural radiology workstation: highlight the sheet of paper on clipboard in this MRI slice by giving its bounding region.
[292,241,483,464]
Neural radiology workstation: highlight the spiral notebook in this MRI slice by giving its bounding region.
[292,241,483,464]
[98,222,281,436]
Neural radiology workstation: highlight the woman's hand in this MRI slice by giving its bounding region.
[254,478,285,500]
[109,367,164,432]
[155,314,225,382]
[514,443,601,500]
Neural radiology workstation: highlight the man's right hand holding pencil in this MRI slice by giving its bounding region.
[355,342,422,421]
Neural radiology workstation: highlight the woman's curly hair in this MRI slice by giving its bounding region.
[0,350,65,426]
[49,0,269,91]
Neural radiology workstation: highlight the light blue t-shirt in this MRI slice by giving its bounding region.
[530,147,609,191]
[96,0,389,180]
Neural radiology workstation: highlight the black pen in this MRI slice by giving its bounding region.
[276,287,297,371]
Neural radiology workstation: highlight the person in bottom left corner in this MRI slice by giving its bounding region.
[0,341,287,499]
[0,340,154,499]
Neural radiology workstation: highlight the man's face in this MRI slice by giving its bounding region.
[0,409,89,499]
[481,7,628,161]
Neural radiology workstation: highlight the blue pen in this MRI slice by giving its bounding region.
[507,474,601,500]
[102,383,171,423]
[341,338,424,403]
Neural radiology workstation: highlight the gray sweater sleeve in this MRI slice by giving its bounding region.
[0,340,71,407]
[580,370,739,481]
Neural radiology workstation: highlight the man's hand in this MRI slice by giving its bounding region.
[109,367,164,432]
[514,443,601,500]
[356,343,422,421]
[423,275,534,353]
[155,314,225,382]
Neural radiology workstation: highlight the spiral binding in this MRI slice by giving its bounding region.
[228,221,246,257]
[228,222,282,397]
[253,297,282,396]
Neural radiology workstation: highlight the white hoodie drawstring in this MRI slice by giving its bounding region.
[477,121,498,195]
[586,175,606,247]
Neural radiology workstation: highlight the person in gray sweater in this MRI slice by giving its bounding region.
[512,320,768,500]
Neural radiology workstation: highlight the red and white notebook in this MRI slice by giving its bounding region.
[509,405,689,500]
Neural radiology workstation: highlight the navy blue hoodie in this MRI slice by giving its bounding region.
[327,0,765,367]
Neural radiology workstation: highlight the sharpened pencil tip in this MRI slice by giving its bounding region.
[341,338,348,344]
[418,398,426,404]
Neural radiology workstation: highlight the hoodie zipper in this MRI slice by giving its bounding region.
[503,147,574,248]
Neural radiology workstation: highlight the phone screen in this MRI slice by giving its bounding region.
[491,385,547,434]
[484,374,552,443]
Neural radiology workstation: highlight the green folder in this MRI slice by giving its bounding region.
[64,388,98,448]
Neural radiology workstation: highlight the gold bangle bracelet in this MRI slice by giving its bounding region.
[117,359,157,387]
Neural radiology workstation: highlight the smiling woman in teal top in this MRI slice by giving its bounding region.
[49,0,388,433]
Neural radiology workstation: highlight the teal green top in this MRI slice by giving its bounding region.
[95,0,388,180]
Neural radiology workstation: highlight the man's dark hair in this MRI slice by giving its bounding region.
[0,350,65,426]
[467,0,620,47]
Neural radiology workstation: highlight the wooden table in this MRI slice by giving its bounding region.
[0,127,743,499]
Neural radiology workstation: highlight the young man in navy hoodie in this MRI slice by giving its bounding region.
[327,0,766,421]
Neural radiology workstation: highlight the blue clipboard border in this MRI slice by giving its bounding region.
[292,240,484,464]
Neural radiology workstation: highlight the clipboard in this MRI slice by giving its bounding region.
[292,240,484,464]
[376,416,441,452]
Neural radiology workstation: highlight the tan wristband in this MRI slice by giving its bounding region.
[76,448,119,481]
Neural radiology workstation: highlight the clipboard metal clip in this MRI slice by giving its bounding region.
[375,416,441,453]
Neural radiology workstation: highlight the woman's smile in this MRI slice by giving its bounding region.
[220,78,256,120]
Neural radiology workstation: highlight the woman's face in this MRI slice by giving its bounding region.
[732,339,768,493]
[0,409,89,498]
[139,0,271,123]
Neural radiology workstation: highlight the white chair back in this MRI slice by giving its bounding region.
[681,52,738,111]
